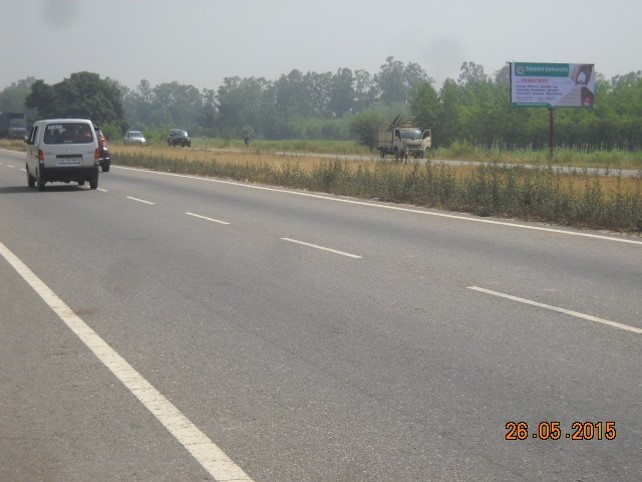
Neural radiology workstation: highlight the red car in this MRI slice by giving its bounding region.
[94,126,111,172]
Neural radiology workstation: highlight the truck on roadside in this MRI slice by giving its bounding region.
[377,115,431,161]
[0,112,27,139]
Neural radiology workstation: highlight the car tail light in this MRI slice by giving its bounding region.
[38,149,44,164]
[95,148,101,165]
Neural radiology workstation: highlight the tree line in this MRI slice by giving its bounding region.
[1,57,642,149]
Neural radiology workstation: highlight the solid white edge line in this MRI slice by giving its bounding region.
[112,166,642,246]
[468,286,642,334]
[281,237,362,259]
[126,196,155,205]
[186,212,231,225]
[0,241,254,482]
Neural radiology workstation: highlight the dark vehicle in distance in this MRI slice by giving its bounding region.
[94,126,110,172]
[0,112,27,138]
[167,129,191,147]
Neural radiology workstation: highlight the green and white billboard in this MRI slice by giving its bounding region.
[510,62,595,108]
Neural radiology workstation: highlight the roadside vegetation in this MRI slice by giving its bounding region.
[2,137,639,232]
[110,144,642,234]
[3,58,642,233]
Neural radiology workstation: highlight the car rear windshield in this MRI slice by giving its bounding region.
[44,123,93,145]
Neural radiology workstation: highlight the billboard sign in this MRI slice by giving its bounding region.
[510,62,595,108]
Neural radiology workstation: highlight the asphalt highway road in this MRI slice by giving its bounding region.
[1,148,641,481]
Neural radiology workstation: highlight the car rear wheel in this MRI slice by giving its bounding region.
[37,171,46,191]
[89,175,98,190]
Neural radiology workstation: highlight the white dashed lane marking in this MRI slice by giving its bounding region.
[468,286,642,334]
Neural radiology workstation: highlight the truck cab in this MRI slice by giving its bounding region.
[378,115,432,161]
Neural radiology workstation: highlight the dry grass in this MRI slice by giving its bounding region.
[2,140,639,230]
[113,145,369,171]
[112,145,641,195]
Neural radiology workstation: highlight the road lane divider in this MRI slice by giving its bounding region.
[126,196,155,205]
[281,237,362,259]
[0,241,254,482]
[113,166,642,246]
[186,212,231,225]
[468,286,642,334]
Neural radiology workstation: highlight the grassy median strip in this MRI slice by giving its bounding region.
[110,146,641,233]
[2,139,639,232]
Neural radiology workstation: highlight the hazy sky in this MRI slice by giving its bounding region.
[3,0,640,92]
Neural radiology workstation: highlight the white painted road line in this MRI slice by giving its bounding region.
[7,164,15,168]
[126,196,155,205]
[281,237,362,259]
[114,166,642,246]
[186,212,231,225]
[0,241,254,482]
[468,286,642,335]
[97,188,108,192]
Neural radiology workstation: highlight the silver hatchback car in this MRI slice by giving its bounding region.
[124,130,146,145]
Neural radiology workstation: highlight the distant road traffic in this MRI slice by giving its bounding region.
[1,148,641,481]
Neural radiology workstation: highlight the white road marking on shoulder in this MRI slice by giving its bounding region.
[186,212,230,225]
[113,166,642,246]
[126,196,155,205]
[0,241,254,481]
[281,237,362,258]
[468,286,642,334]
[97,188,108,192]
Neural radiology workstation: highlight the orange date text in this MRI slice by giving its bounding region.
[505,421,617,441]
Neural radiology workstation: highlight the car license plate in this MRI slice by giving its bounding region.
[57,157,81,165]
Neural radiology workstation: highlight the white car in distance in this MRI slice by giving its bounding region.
[124,130,146,145]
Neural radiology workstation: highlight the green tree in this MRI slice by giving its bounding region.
[0,77,37,114]
[349,111,384,150]
[353,69,376,114]
[275,69,314,120]
[26,72,126,130]
[410,81,440,137]
[198,88,218,134]
[330,68,355,117]
[216,76,271,137]
[376,57,430,105]
[376,56,407,104]
[25,80,55,118]
[306,71,333,118]
[436,78,462,146]
[122,79,154,127]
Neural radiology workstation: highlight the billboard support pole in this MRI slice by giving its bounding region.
[548,107,555,163]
